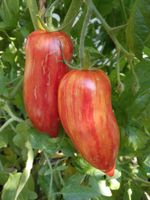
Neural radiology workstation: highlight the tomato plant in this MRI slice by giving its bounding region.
[0,0,150,200]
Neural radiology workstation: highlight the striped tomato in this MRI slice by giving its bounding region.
[24,30,73,137]
[58,69,120,176]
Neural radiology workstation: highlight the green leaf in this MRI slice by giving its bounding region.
[59,136,75,157]
[126,126,148,150]
[0,68,9,96]
[0,0,19,29]
[124,61,150,131]
[62,173,99,200]
[1,172,22,200]
[14,141,34,200]
[117,60,150,126]
[0,171,9,185]
[29,128,58,153]
[126,0,150,58]
[13,121,30,147]
[2,172,37,200]
[0,128,16,148]
[126,89,150,130]
[144,155,150,167]
[0,135,7,148]
[93,0,114,16]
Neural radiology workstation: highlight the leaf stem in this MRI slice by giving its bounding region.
[4,103,23,123]
[79,3,92,68]
[130,61,140,94]
[116,51,124,93]
[110,24,127,32]
[44,152,55,200]
[45,0,60,29]
[26,0,39,30]
[0,118,14,132]
[0,100,23,132]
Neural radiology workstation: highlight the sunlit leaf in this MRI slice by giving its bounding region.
[1,172,22,200]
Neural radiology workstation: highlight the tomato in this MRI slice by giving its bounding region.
[23,30,73,137]
[58,69,120,176]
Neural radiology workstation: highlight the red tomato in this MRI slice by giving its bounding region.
[23,30,73,137]
[58,69,120,176]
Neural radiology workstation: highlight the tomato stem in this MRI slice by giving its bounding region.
[26,0,39,30]
[79,4,92,69]
[45,0,60,30]
[44,152,55,200]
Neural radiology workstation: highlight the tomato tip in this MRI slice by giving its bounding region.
[105,165,115,177]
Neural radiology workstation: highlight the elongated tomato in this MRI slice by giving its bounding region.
[23,30,73,137]
[58,70,120,176]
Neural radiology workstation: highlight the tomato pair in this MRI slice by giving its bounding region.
[24,30,120,176]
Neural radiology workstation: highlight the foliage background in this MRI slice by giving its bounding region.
[0,0,150,199]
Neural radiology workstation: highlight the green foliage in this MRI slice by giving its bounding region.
[126,0,150,58]
[0,0,150,200]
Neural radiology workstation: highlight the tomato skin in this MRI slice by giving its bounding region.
[58,70,120,176]
[23,30,73,137]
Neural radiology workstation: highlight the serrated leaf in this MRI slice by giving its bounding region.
[29,128,58,153]
[126,0,150,58]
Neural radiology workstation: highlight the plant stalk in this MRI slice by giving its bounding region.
[26,0,39,30]
[79,5,92,69]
